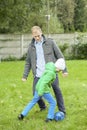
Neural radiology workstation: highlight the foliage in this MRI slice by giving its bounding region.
[70,43,87,59]
[0,0,87,33]
[0,0,43,33]
[74,0,87,32]
[68,32,87,59]
[45,16,64,34]
[20,53,27,60]
[59,43,69,54]
[56,0,75,32]
[1,55,18,61]
[0,60,87,130]
[58,42,87,60]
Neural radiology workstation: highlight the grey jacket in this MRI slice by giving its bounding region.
[23,34,67,79]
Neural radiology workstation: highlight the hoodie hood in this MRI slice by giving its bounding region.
[45,62,56,72]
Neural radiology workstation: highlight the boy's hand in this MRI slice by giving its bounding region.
[22,78,27,82]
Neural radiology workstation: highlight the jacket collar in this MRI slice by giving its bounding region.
[31,34,46,47]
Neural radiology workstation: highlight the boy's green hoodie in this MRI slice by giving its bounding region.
[36,62,56,96]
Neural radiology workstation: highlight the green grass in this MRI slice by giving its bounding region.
[0,60,87,130]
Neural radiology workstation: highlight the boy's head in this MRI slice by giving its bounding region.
[55,58,65,71]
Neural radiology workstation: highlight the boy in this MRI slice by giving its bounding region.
[18,58,66,122]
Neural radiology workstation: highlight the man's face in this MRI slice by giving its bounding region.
[32,30,42,42]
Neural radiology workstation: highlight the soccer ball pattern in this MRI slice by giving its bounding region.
[54,111,65,121]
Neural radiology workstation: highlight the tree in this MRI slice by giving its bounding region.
[49,0,75,32]
[0,0,87,33]
[0,0,44,33]
[74,0,87,32]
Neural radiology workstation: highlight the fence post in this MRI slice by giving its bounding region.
[20,34,24,57]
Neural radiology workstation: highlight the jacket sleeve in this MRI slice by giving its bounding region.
[23,47,31,79]
[37,82,47,96]
[52,40,64,59]
[52,40,68,73]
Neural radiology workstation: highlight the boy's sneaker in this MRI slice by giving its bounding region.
[18,114,24,120]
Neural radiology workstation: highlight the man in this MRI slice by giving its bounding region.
[22,26,68,117]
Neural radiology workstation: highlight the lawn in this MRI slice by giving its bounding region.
[0,60,87,130]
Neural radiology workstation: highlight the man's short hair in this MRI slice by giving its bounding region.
[31,26,42,33]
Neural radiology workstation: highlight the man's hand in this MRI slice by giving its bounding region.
[62,72,68,77]
[22,78,27,82]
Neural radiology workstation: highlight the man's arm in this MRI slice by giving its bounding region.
[52,40,68,74]
[22,48,31,81]
[52,40,64,59]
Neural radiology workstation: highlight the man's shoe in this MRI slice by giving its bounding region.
[18,114,24,120]
[45,118,52,123]
[40,106,46,111]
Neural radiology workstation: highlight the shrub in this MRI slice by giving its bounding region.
[59,43,69,54]
[2,56,18,61]
[71,43,87,59]
[59,43,70,59]
[20,53,27,60]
